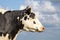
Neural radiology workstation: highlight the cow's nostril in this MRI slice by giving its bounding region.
[38,27,45,32]
[42,27,45,30]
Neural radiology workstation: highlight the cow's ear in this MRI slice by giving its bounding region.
[25,6,31,15]
[26,6,31,12]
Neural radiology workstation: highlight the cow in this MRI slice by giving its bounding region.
[0,6,45,40]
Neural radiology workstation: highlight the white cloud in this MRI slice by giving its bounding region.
[19,5,26,10]
[25,0,56,12]
[0,6,10,14]
[42,14,60,23]
[25,0,56,19]
[24,0,59,26]
[0,8,7,14]
[41,1,56,12]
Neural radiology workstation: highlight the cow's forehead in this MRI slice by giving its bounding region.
[24,11,35,18]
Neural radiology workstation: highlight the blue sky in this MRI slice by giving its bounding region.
[0,0,25,10]
[0,0,60,40]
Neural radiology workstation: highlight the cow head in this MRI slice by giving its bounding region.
[19,6,45,32]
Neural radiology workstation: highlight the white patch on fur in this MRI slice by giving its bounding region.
[20,14,44,32]
[0,34,9,40]
[17,17,20,20]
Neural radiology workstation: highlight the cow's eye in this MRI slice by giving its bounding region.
[29,13,35,19]
[33,21,36,24]
[24,16,27,20]
[28,18,29,20]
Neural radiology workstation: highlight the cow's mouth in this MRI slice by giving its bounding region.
[23,27,45,32]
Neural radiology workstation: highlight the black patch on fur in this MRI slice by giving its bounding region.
[3,33,6,36]
[24,16,27,20]
[0,7,35,40]
[4,11,11,14]
[0,12,2,14]
[25,8,31,15]
[0,32,2,36]
[29,13,35,19]
[8,20,24,40]
[0,32,6,37]
[0,10,25,40]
